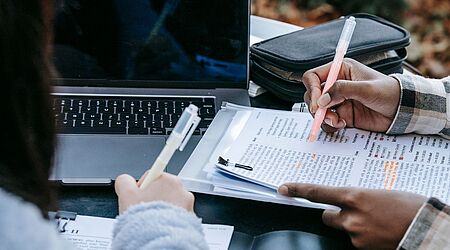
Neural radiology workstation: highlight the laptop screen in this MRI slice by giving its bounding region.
[53,0,249,88]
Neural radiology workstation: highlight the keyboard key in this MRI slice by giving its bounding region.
[100,107,114,114]
[75,99,88,107]
[117,107,131,114]
[113,120,126,128]
[150,127,165,135]
[120,113,132,120]
[163,120,175,128]
[75,120,91,128]
[203,98,215,105]
[137,114,149,121]
[104,114,119,121]
[128,127,148,135]
[63,106,78,113]
[86,113,101,120]
[129,120,145,128]
[92,99,106,107]
[81,106,95,114]
[68,113,80,119]
[93,120,108,127]
[134,107,146,114]
[61,126,126,134]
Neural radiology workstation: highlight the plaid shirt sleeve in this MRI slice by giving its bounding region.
[398,198,450,249]
[386,74,450,139]
[386,75,450,249]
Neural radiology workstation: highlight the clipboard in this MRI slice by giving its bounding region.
[179,102,336,210]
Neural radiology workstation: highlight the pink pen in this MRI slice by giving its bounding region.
[309,16,356,143]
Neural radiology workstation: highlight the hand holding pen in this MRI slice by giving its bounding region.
[139,104,201,189]
[303,26,401,135]
[115,105,201,213]
[308,16,357,142]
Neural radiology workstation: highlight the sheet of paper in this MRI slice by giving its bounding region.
[216,110,450,203]
[202,224,234,250]
[60,215,115,250]
[61,215,234,250]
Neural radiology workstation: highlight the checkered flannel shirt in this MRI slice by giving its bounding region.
[387,74,450,249]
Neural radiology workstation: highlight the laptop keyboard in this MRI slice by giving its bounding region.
[52,95,216,135]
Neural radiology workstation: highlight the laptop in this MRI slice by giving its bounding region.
[50,0,251,185]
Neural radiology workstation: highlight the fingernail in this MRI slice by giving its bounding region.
[278,185,289,195]
[324,118,333,127]
[337,118,347,128]
[310,101,317,114]
[318,93,331,108]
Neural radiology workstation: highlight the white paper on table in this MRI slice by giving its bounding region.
[212,109,450,203]
[60,215,115,250]
[60,215,234,250]
[202,224,234,250]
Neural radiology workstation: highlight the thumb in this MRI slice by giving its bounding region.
[318,80,370,109]
[115,174,138,197]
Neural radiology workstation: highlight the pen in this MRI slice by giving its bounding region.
[309,16,356,143]
[217,156,253,171]
[139,104,201,189]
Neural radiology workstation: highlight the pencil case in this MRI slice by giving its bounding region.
[250,13,410,102]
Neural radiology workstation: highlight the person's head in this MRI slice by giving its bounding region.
[0,0,56,215]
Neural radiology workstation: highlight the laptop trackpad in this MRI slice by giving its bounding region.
[53,135,166,182]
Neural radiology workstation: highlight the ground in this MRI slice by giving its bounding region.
[252,0,450,78]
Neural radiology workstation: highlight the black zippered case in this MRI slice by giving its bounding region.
[250,13,411,102]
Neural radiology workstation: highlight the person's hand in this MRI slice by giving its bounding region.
[115,172,195,214]
[303,58,401,133]
[278,183,426,249]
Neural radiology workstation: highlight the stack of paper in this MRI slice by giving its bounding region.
[201,105,450,206]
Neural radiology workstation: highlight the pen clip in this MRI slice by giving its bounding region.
[179,116,201,151]
[217,156,253,171]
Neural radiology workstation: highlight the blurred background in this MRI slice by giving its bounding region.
[251,0,450,78]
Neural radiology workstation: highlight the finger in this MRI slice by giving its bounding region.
[321,80,371,109]
[151,173,183,190]
[137,170,149,187]
[115,174,138,196]
[303,91,312,113]
[323,110,340,128]
[278,183,349,207]
[317,93,332,108]
[321,123,338,133]
[303,68,330,113]
[335,101,354,128]
[303,60,359,113]
[303,62,334,84]
[321,110,340,133]
[322,210,345,230]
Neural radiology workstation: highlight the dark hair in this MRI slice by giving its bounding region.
[0,0,56,216]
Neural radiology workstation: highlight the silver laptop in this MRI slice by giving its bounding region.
[50,0,251,185]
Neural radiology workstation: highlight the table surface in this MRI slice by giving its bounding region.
[57,91,355,249]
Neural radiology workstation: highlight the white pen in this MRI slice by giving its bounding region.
[139,104,201,189]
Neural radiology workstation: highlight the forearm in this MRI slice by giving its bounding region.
[112,201,208,250]
[387,74,450,138]
[397,197,450,250]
